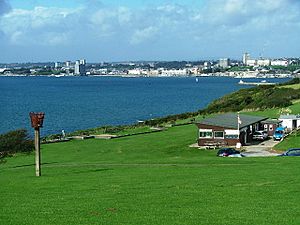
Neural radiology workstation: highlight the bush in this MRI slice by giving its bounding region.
[0,129,34,158]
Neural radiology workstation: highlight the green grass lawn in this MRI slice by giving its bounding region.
[1,124,300,225]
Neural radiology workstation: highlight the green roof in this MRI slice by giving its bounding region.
[197,113,268,129]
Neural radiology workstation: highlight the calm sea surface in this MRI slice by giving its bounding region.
[0,76,290,136]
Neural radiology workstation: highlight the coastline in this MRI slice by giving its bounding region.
[0,71,293,79]
[0,76,292,137]
[45,77,296,140]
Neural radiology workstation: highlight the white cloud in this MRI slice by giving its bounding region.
[1,0,300,61]
[117,7,132,25]
[0,6,79,45]
[130,26,159,45]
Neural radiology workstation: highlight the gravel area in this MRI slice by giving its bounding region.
[242,138,281,157]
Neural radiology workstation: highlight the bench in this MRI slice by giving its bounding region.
[204,141,228,149]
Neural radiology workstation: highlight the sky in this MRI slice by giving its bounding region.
[1,0,300,63]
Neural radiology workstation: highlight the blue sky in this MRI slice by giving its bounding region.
[1,0,300,62]
[10,0,203,9]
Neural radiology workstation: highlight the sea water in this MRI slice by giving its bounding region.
[0,76,289,135]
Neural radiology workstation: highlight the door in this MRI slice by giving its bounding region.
[293,120,297,130]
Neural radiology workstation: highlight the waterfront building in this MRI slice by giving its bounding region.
[190,67,201,75]
[257,59,271,66]
[65,61,71,67]
[243,53,250,65]
[203,62,212,70]
[160,69,189,76]
[271,60,289,67]
[128,69,142,75]
[246,59,257,66]
[219,58,230,68]
[75,59,86,76]
[150,69,160,76]
[80,59,86,65]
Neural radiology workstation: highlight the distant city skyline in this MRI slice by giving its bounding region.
[1,0,300,63]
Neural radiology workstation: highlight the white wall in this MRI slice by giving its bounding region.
[281,119,300,130]
[281,119,293,130]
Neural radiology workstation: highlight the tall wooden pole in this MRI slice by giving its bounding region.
[35,128,41,176]
[30,112,44,177]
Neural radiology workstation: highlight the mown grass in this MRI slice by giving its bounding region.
[1,124,300,225]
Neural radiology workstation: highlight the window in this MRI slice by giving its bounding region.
[225,134,239,139]
[199,129,213,139]
[224,129,239,139]
[269,124,273,131]
[214,131,224,139]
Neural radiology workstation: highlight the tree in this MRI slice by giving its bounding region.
[0,129,34,159]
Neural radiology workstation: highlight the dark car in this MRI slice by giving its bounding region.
[217,148,243,157]
[279,148,300,156]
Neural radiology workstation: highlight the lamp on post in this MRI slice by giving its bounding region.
[29,112,45,177]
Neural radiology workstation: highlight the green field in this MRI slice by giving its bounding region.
[1,124,300,225]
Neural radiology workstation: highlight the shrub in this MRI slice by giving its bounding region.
[0,129,34,158]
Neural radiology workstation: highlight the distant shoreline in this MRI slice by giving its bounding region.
[0,76,292,136]
[0,73,293,79]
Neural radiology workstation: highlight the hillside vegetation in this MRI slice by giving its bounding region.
[203,78,300,114]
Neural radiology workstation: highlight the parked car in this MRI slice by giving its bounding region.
[217,148,244,157]
[278,148,300,156]
[273,127,285,141]
[252,130,268,140]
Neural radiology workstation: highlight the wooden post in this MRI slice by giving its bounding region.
[34,128,41,177]
[29,112,45,177]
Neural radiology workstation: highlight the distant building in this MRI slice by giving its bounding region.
[243,53,250,65]
[203,62,211,70]
[271,60,289,67]
[219,58,230,68]
[54,62,60,69]
[246,59,257,66]
[161,69,189,76]
[243,52,274,67]
[128,69,143,75]
[75,59,86,76]
[257,59,271,66]
[65,61,71,67]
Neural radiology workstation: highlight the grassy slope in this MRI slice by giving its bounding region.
[274,130,300,150]
[279,83,300,89]
[1,125,300,225]
[242,101,300,118]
